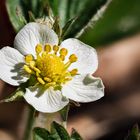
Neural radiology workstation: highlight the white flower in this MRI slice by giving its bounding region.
[0,23,104,113]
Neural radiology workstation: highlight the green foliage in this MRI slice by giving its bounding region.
[6,0,49,32]
[48,0,109,38]
[6,0,110,39]
[71,129,83,140]
[6,0,140,47]
[51,121,70,140]
[6,0,26,32]
[125,124,140,140]
[33,127,51,140]
[79,0,140,46]
[33,121,83,140]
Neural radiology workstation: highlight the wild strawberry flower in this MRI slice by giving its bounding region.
[0,22,104,113]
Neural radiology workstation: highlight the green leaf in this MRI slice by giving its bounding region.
[6,0,49,32]
[65,0,109,38]
[71,129,83,140]
[33,127,51,140]
[6,0,26,32]
[0,88,24,103]
[125,124,140,140]
[79,0,140,46]
[51,121,70,140]
[48,0,109,37]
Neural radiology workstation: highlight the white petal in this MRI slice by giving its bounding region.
[60,38,98,74]
[62,74,104,102]
[24,86,69,113]
[14,22,59,56]
[0,47,27,86]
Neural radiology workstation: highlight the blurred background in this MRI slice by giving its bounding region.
[0,0,140,139]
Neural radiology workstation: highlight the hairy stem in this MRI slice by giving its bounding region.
[23,106,35,140]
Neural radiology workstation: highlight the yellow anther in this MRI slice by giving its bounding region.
[59,48,68,56]
[36,72,40,77]
[45,44,51,53]
[29,61,35,68]
[36,44,43,54]
[65,78,72,81]
[60,55,65,61]
[69,54,78,63]
[25,54,33,63]
[42,52,47,57]
[44,77,52,82]
[37,77,45,85]
[70,69,78,76]
[53,45,59,54]
[45,82,56,87]
[23,65,32,74]
[33,67,41,73]
[23,43,78,88]
[29,61,41,73]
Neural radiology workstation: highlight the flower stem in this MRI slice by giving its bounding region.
[23,106,35,140]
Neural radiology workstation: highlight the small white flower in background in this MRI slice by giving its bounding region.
[0,22,104,113]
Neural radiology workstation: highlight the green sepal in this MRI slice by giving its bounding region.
[51,121,70,140]
[61,17,77,40]
[125,124,140,140]
[33,127,51,140]
[20,75,37,90]
[28,11,36,22]
[71,129,83,140]
[60,105,69,122]
[52,17,62,41]
[0,88,24,103]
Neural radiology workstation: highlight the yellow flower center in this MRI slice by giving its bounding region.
[23,44,78,89]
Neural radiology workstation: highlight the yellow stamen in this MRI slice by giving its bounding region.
[45,82,56,87]
[36,72,40,77]
[29,61,35,67]
[44,44,51,53]
[37,77,45,85]
[65,78,72,81]
[60,55,65,61]
[36,44,43,54]
[42,52,47,57]
[53,45,59,54]
[25,54,33,63]
[44,77,52,82]
[60,48,68,56]
[69,54,78,63]
[23,43,78,89]
[23,65,32,74]
[29,61,41,73]
[70,69,78,76]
